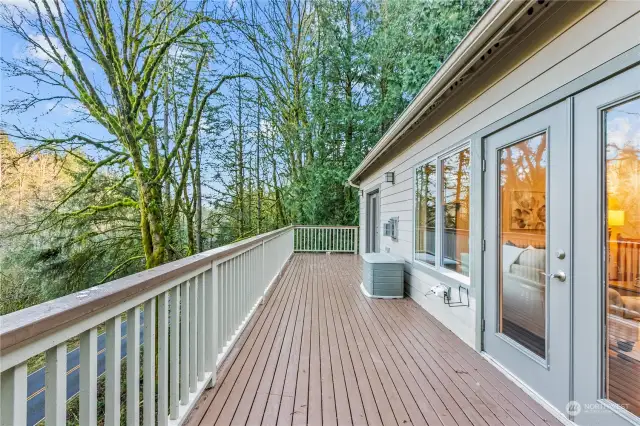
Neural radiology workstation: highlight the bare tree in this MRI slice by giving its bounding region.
[1,0,247,267]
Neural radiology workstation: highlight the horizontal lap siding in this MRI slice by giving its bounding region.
[358,1,640,347]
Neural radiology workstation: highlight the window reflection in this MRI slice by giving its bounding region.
[605,98,640,417]
[415,161,437,266]
[442,148,471,276]
[499,134,547,358]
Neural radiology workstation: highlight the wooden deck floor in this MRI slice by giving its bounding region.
[185,253,563,426]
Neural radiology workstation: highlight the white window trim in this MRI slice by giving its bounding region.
[413,140,471,286]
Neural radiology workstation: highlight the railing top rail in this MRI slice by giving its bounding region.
[294,225,359,229]
[0,225,294,354]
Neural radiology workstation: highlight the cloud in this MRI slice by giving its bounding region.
[27,34,63,60]
[17,33,73,71]
[168,44,190,63]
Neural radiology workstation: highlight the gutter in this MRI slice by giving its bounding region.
[347,0,524,186]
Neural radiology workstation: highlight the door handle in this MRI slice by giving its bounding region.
[540,270,567,282]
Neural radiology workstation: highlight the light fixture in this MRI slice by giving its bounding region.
[385,171,395,184]
[608,210,625,227]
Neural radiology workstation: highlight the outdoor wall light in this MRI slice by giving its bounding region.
[385,171,395,184]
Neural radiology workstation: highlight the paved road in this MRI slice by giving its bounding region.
[26,312,144,426]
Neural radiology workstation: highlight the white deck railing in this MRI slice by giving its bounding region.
[294,225,359,253]
[0,226,295,426]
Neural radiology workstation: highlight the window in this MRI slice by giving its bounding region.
[442,148,471,276]
[414,145,471,279]
[414,160,437,266]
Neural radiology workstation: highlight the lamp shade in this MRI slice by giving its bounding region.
[608,210,625,227]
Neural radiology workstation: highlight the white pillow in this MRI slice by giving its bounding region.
[502,245,526,272]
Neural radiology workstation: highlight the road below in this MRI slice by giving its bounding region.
[26,312,144,426]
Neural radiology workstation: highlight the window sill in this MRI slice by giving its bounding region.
[413,259,471,288]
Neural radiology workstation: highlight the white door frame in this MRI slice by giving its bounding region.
[366,186,381,253]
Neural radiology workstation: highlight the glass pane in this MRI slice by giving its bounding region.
[605,98,640,417]
[442,148,471,276]
[499,133,547,358]
[415,161,437,266]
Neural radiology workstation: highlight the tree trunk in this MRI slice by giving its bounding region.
[195,110,202,253]
[138,178,167,268]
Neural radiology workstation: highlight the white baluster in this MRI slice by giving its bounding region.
[197,272,205,382]
[169,286,180,419]
[80,328,97,426]
[180,280,190,405]
[45,343,66,425]
[259,247,263,296]
[205,264,218,385]
[241,253,245,322]
[218,263,225,354]
[324,228,327,251]
[0,363,27,426]
[230,258,235,335]
[126,306,140,426]
[143,298,156,426]
[189,275,197,392]
[234,256,239,333]
[157,291,169,426]
[105,316,121,426]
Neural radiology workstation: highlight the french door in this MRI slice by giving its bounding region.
[573,65,640,426]
[367,190,380,253]
[483,101,572,411]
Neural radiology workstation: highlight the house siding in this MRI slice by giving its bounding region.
[357,1,640,348]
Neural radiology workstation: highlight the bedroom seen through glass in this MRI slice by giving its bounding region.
[499,133,548,358]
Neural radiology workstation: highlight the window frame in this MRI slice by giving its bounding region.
[413,141,472,286]
[413,156,438,268]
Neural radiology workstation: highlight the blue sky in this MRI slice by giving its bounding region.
[0,0,236,152]
[1,0,112,149]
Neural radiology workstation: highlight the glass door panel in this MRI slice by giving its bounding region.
[499,133,548,358]
[604,98,640,417]
[573,64,640,426]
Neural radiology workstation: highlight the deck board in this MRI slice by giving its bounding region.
[185,254,564,426]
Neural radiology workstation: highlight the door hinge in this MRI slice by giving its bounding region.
[481,319,486,332]
[482,240,486,251]
[482,159,486,172]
